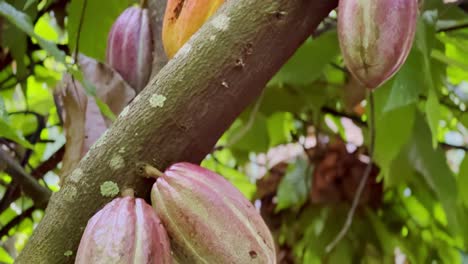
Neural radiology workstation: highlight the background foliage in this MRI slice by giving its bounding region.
[0,0,467,263]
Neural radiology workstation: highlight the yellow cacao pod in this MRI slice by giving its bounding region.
[162,0,224,58]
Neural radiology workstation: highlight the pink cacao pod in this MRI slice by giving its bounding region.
[338,0,418,89]
[106,6,153,92]
[76,196,172,264]
[150,162,276,263]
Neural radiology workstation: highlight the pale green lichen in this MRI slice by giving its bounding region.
[64,250,73,257]
[100,181,119,197]
[149,94,167,108]
[118,105,130,118]
[91,129,109,150]
[109,154,124,170]
[62,186,77,202]
[69,168,84,183]
[211,14,230,31]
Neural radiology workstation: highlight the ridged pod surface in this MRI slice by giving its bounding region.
[338,0,418,89]
[151,162,276,263]
[162,0,224,58]
[75,197,172,264]
[106,6,153,92]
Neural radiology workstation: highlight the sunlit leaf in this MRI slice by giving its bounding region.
[0,247,13,264]
[0,2,66,62]
[276,158,312,212]
[408,115,462,235]
[270,30,340,86]
[0,119,34,149]
[459,156,468,208]
[67,0,129,61]
[426,88,441,148]
[267,112,295,147]
[384,48,424,112]
[226,113,269,153]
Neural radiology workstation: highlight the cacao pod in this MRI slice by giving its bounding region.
[106,6,153,92]
[150,162,276,263]
[76,196,172,264]
[162,0,224,58]
[337,0,418,89]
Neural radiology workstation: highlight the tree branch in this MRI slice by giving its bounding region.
[0,145,65,215]
[0,206,36,239]
[16,1,338,263]
[0,150,51,210]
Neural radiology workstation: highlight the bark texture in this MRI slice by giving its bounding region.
[149,0,168,75]
[16,0,337,263]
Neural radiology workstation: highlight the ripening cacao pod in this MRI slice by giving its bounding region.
[162,0,224,58]
[106,6,152,92]
[338,0,418,89]
[76,195,172,264]
[150,162,276,263]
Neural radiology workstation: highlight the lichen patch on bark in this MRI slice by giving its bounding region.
[211,14,230,31]
[69,168,84,183]
[119,106,130,118]
[149,94,167,108]
[109,155,125,170]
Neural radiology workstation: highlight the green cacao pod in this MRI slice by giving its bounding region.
[338,0,418,89]
[151,162,276,263]
[106,6,153,92]
[162,0,224,58]
[76,196,172,263]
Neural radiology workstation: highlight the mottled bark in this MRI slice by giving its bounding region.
[16,0,337,263]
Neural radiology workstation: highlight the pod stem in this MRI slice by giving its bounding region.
[121,188,135,198]
[143,164,165,179]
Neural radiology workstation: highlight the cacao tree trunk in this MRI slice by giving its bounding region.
[16,0,337,263]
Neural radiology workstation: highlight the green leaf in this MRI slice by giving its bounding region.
[68,67,116,121]
[375,104,416,173]
[413,14,445,148]
[267,112,295,147]
[260,84,329,115]
[269,30,340,86]
[0,119,34,149]
[226,113,269,153]
[276,158,312,212]
[0,1,66,62]
[459,156,468,208]
[431,49,468,71]
[327,239,352,264]
[0,246,13,264]
[24,0,37,10]
[374,82,417,183]
[408,115,461,235]
[383,49,424,112]
[67,0,130,61]
[0,96,7,121]
[386,144,415,188]
[425,88,441,148]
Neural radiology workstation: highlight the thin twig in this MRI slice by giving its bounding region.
[0,206,36,239]
[437,23,468,33]
[325,91,376,253]
[74,0,87,62]
[0,149,51,210]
